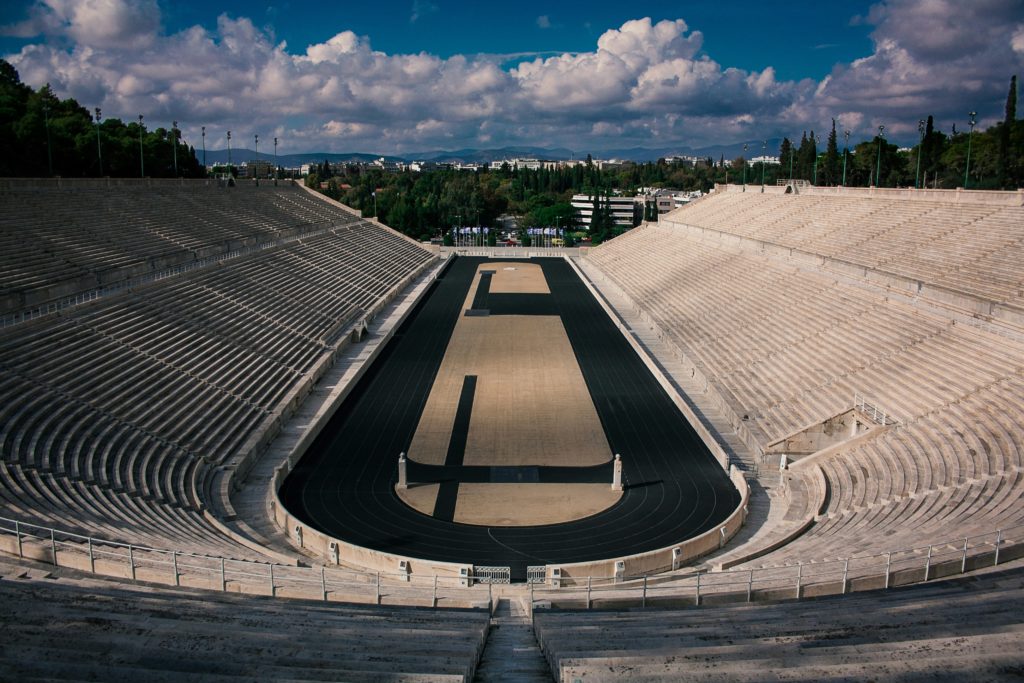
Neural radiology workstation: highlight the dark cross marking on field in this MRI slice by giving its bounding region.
[432,375,478,521]
[464,269,558,316]
[464,270,494,316]
[427,373,619,522]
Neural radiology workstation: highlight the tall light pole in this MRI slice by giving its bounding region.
[789,141,794,181]
[964,111,977,189]
[94,107,103,176]
[171,120,178,176]
[138,114,145,177]
[43,103,53,176]
[760,140,767,191]
[201,126,206,168]
[875,125,885,187]
[273,137,278,182]
[842,130,850,187]
[915,119,925,189]
[226,130,232,176]
[254,133,259,179]
[742,143,748,188]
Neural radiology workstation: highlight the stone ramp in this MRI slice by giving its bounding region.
[534,566,1024,682]
[0,558,490,682]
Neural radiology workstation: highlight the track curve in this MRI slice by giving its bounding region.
[279,256,740,580]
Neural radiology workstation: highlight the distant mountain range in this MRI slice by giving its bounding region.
[201,141,787,167]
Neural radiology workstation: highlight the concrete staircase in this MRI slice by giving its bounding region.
[474,597,552,682]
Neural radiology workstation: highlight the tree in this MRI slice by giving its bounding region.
[796,131,817,181]
[998,75,1017,187]
[778,137,793,180]
[823,120,840,186]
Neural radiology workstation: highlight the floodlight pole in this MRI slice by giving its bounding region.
[742,143,748,188]
[760,140,767,191]
[273,137,278,182]
[788,143,794,182]
[964,111,977,189]
[915,119,925,189]
[254,134,259,181]
[201,126,206,168]
[842,130,850,187]
[94,108,103,176]
[875,125,885,187]
[138,114,145,177]
[172,120,178,176]
[226,130,232,175]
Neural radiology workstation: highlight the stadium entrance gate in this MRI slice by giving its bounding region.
[473,566,511,584]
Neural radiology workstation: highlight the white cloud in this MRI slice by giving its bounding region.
[810,0,1024,135]
[536,15,551,29]
[2,2,1020,153]
[410,0,438,24]
[1,0,160,49]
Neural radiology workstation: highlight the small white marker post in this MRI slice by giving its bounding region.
[612,453,623,491]
[397,453,408,490]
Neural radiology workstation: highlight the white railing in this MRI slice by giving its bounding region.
[529,522,1023,609]
[854,393,899,426]
[0,517,491,608]
[1,515,1019,612]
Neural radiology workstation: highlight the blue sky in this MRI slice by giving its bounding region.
[1,0,1021,154]
[155,1,875,80]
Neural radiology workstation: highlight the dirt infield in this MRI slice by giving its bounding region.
[398,483,621,526]
[404,262,614,525]
[408,314,610,468]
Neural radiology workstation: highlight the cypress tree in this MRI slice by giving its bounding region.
[779,137,793,180]
[998,75,1017,188]
[824,120,840,186]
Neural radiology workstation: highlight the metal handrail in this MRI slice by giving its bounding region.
[0,515,1019,610]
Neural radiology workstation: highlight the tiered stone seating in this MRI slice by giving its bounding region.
[665,190,1024,306]
[535,566,1024,682]
[586,190,1024,569]
[0,181,366,314]
[0,183,434,559]
[0,559,489,682]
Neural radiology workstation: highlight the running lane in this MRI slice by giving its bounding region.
[279,256,739,580]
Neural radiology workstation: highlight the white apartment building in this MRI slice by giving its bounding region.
[571,193,638,229]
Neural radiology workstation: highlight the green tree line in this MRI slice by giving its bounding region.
[768,77,1022,190]
[0,59,203,178]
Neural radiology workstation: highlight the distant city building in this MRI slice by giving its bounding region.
[571,192,638,229]
[372,157,405,172]
[749,155,781,165]
[240,159,274,178]
[663,155,701,167]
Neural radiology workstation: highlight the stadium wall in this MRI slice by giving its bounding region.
[712,182,1024,206]
[544,466,749,583]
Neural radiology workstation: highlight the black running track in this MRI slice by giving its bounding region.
[279,257,739,580]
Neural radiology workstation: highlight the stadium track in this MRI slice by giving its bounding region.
[280,256,740,580]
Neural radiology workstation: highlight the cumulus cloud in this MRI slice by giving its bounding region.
[2,0,160,49]
[811,0,1024,135]
[1,1,1020,153]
